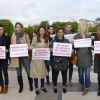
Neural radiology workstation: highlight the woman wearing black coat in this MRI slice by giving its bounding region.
[0,24,10,94]
[50,28,70,93]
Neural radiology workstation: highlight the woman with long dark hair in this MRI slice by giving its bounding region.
[30,27,49,95]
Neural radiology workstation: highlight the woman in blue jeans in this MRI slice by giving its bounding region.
[11,22,33,93]
[74,20,92,95]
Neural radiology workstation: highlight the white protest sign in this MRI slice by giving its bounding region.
[53,42,72,57]
[94,41,100,54]
[0,46,6,59]
[74,38,92,48]
[32,48,50,60]
[10,44,28,57]
[64,34,76,43]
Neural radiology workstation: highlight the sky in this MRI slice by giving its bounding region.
[0,0,100,25]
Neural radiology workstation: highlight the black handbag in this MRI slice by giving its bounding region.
[53,56,69,71]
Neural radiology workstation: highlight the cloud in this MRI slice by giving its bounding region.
[0,0,100,25]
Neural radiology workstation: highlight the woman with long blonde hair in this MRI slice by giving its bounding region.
[74,20,92,95]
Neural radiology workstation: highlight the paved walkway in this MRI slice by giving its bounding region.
[0,67,100,100]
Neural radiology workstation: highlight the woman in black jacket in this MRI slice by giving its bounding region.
[50,28,70,93]
[0,24,10,94]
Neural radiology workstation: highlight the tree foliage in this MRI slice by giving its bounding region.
[0,19,14,36]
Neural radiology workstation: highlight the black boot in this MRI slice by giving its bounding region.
[46,76,50,85]
[28,76,33,91]
[97,90,100,96]
[17,76,23,93]
[98,73,100,96]
[53,87,57,93]
[98,84,100,96]
[35,90,40,95]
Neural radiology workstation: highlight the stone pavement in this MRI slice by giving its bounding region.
[0,67,100,100]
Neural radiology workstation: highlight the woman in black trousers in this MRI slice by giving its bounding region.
[0,24,10,94]
[50,28,69,93]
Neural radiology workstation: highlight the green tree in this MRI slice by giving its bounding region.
[52,22,66,32]
[88,26,96,32]
[71,21,78,32]
[24,25,34,34]
[24,24,39,34]
[0,19,14,36]
[33,25,39,33]
[40,21,49,28]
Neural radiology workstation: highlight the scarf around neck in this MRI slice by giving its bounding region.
[15,32,24,44]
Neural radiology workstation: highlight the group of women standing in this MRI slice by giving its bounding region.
[0,20,100,97]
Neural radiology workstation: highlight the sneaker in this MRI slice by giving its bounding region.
[82,88,89,96]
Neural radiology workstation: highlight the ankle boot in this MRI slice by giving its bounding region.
[0,86,4,94]
[28,76,33,91]
[4,85,8,94]
[17,76,23,93]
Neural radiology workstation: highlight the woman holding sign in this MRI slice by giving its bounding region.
[94,24,100,96]
[30,27,49,95]
[51,28,70,93]
[0,24,10,94]
[74,20,92,95]
[11,22,33,93]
